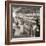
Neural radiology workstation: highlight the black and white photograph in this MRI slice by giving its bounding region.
[11,5,40,38]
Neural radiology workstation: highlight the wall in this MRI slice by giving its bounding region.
[0,0,46,46]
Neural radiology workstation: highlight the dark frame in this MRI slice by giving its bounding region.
[5,1,45,45]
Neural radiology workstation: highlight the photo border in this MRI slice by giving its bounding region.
[5,1,45,45]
